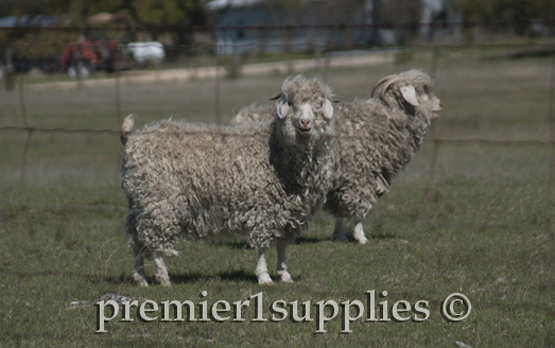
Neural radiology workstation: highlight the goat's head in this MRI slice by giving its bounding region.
[372,69,443,123]
[271,75,335,145]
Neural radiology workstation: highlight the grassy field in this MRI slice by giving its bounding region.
[1,51,554,347]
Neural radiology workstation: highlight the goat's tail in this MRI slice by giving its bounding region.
[120,114,137,145]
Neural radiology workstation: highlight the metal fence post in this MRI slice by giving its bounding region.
[546,51,555,236]
[18,44,30,203]
[215,42,222,124]
[426,46,441,199]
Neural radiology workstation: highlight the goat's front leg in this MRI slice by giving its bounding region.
[255,246,274,285]
[276,237,294,283]
[153,251,171,286]
[353,220,369,244]
[333,217,349,242]
[133,246,149,287]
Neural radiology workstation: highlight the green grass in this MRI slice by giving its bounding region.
[1,52,554,347]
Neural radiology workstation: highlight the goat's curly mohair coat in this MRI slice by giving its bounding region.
[231,69,441,232]
[324,98,429,220]
[325,70,439,220]
[121,75,335,268]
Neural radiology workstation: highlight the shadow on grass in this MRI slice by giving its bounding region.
[170,270,258,284]
[368,233,397,240]
[214,234,399,246]
[296,236,324,244]
[0,267,261,286]
[219,270,259,283]
[214,240,252,249]
[214,235,327,248]
[104,270,259,285]
[101,271,260,285]
[0,257,299,285]
[102,274,140,285]
[0,267,136,285]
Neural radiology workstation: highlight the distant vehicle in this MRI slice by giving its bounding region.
[126,42,165,68]
[61,36,135,78]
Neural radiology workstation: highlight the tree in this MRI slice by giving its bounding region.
[452,0,555,36]
[118,0,209,57]
[0,0,211,65]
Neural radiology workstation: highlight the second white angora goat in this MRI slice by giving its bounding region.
[327,69,443,243]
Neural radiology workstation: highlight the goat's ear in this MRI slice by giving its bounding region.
[276,98,289,119]
[322,98,334,119]
[400,85,419,106]
[269,93,282,101]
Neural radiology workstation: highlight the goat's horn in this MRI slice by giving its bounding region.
[371,75,396,97]
[380,77,403,100]
[269,93,282,101]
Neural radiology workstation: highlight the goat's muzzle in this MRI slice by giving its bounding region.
[298,127,312,137]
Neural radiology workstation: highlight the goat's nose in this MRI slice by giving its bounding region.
[301,118,310,128]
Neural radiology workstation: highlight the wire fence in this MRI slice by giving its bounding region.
[1,22,554,233]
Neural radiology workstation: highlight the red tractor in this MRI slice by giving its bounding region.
[61,36,135,78]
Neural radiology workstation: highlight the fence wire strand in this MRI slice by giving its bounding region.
[1,19,555,33]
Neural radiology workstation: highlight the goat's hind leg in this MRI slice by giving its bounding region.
[153,251,171,286]
[276,237,294,283]
[132,245,150,287]
[255,246,274,285]
[126,212,150,286]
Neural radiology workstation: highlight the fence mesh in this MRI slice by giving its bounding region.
[0,22,554,233]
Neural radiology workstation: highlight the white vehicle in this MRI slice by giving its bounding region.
[127,42,165,68]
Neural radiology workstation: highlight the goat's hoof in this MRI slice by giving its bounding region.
[259,280,275,285]
[257,273,275,285]
[277,271,294,283]
[138,282,149,287]
[357,238,368,245]
[332,234,349,242]
[134,275,150,287]
[156,278,171,286]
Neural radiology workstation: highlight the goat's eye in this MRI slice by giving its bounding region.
[317,100,324,108]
